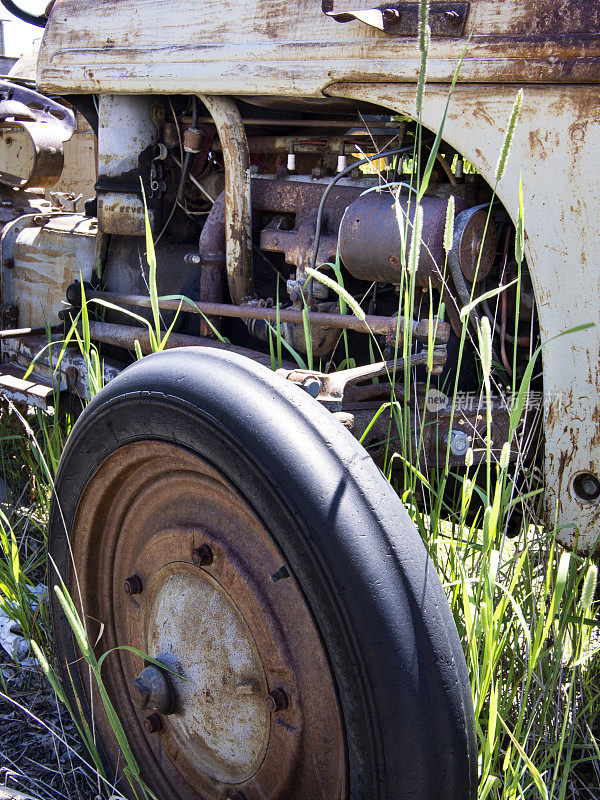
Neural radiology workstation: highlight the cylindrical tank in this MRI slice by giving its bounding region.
[339,191,467,287]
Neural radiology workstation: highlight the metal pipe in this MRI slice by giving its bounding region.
[197,94,254,305]
[0,324,62,340]
[72,287,449,341]
[198,191,226,336]
[86,321,292,368]
[177,96,198,202]
[193,118,399,129]
[212,135,364,154]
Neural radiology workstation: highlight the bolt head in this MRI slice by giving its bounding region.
[301,377,321,398]
[192,544,213,567]
[144,712,163,734]
[124,575,143,595]
[185,252,202,265]
[381,6,400,22]
[266,688,289,713]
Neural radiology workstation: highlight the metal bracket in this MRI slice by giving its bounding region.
[322,0,469,36]
[278,348,446,408]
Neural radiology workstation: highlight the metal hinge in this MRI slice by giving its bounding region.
[322,0,469,36]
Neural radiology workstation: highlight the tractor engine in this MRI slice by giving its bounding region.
[0,84,533,464]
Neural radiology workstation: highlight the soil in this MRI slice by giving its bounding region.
[0,646,99,800]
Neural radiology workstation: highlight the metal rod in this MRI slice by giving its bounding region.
[86,321,293,368]
[0,324,62,340]
[75,288,449,341]
[193,117,399,129]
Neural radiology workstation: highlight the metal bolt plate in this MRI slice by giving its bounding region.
[322,0,469,37]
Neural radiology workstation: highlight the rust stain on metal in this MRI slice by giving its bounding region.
[3,213,96,328]
[36,0,600,94]
[198,95,254,307]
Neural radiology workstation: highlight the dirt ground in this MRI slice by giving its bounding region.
[0,642,98,800]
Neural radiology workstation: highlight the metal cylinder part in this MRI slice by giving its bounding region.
[339,192,466,287]
[339,192,496,288]
[198,191,226,336]
[183,126,204,153]
[450,205,497,283]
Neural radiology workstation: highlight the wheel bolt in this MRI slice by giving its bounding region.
[124,575,143,595]
[192,544,213,566]
[266,688,289,713]
[144,712,163,734]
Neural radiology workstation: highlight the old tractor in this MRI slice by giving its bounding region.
[0,0,597,798]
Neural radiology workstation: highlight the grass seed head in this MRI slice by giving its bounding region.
[581,563,598,612]
[495,88,523,183]
[444,195,455,254]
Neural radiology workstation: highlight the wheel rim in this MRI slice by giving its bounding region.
[68,440,347,800]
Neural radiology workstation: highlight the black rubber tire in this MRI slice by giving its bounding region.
[48,347,477,800]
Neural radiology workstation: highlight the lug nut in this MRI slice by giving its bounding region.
[266,688,289,713]
[192,544,213,566]
[124,575,143,595]
[144,712,163,734]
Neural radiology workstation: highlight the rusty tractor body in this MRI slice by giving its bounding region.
[0,1,598,798]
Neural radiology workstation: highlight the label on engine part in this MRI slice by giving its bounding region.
[97,192,154,236]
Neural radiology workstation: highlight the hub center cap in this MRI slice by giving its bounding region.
[143,564,270,784]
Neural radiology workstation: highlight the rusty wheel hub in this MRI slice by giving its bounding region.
[142,566,269,783]
[69,441,346,800]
